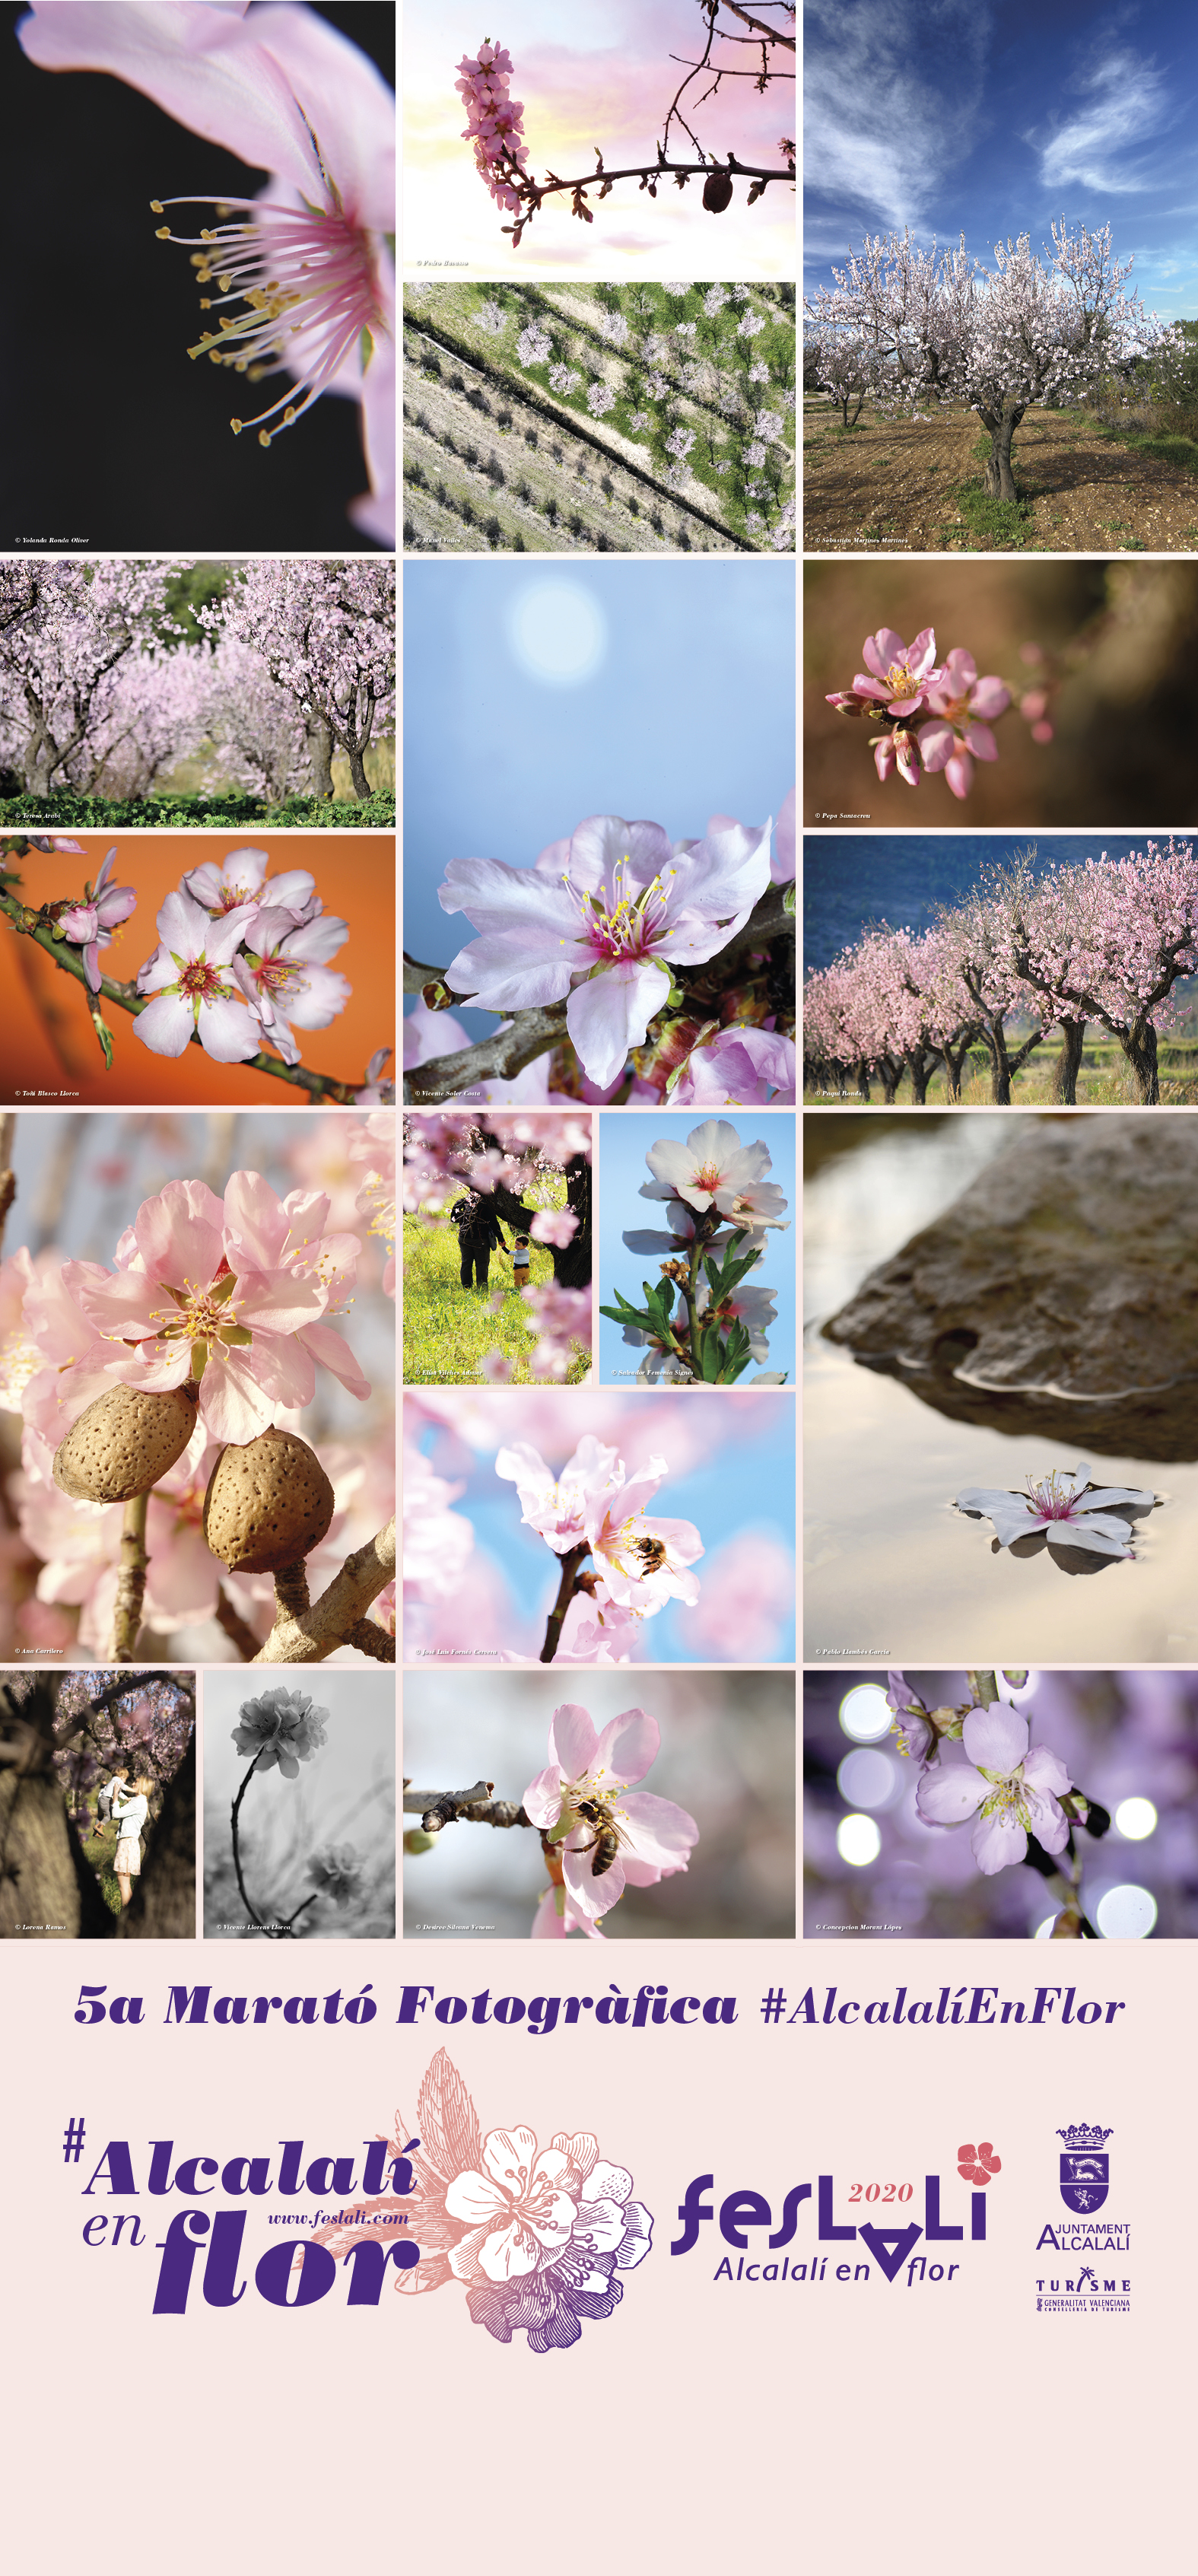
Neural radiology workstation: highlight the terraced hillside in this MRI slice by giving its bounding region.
[402,281,796,555]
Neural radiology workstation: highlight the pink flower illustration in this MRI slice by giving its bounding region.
[917,650,1012,799]
[438,813,773,1091]
[133,890,262,1062]
[58,848,137,991]
[523,1700,699,1935]
[915,1703,1072,1874]
[445,2128,577,2279]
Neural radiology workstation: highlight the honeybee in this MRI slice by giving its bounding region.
[627,1534,669,1576]
[573,1796,634,1879]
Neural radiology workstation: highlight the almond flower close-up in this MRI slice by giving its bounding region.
[523,1700,699,1938]
[955,1464,1157,1560]
[17,0,396,542]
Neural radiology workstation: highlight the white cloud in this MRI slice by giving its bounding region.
[803,0,990,231]
[1033,47,1174,192]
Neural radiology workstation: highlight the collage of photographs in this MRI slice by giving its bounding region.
[804,0,1198,1949]
[2,0,399,1944]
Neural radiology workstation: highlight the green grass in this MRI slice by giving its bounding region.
[806,1039,1198,1109]
[1084,415,1198,475]
[0,788,395,828]
[403,1204,590,1386]
[80,1816,125,1916]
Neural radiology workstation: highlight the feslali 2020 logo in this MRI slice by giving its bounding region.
[672,2139,1002,2288]
[1035,2124,1130,2313]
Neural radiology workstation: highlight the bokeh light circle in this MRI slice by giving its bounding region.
[507,580,608,685]
[1095,1884,1158,1939]
[837,1748,898,1811]
[837,1814,882,1867]
[1114,1797,1157,1841]
[837,1684,892,1742]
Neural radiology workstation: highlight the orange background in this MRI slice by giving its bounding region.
[0,835,396,1107]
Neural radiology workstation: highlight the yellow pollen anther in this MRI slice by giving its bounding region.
[199,299,211,310]
[149,199,164,213]
[218,273,233,291]
[155,226,171,240]
[259,431,272,447]
[200,227,215,240]
[230,418,243,434]
[284,405,296,423]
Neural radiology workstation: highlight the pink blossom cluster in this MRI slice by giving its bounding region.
[826,625,1042,798]
[803,838,1198,1105]
[403,1111,592,1219]
[132,846,351,1068]
[455,40,529,212]
[496,1433,703,1663]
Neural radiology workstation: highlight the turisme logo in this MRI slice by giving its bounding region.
[1057,2122,1113,2214]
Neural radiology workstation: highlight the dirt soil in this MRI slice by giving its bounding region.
[803,400,1198,552]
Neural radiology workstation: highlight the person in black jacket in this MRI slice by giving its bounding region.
[449,1191,511,1288]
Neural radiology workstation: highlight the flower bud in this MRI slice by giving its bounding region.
[52,1383,199,1504]
[202,1427,335,1573]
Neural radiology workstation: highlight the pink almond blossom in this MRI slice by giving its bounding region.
[183,846,317,922]
[133,889,262,1062]
[438,813,773,1092]
[524,1701,699,1935]
[234,905,351,1068]
[59,1173,367,1445]
[915,1703,1072,1874]
[852,627,942,715]
[670,1025,796,1106]
[58,847,138,992]
[917,650,1012,800]
[495,1435,702,1615]
[644,1119,786,1220]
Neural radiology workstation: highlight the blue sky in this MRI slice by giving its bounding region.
[597,1110,796,1384]
[402,559,796,1034]
[804,0,1198,320]
[803,832,1190,969]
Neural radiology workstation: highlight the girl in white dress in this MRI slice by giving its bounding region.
[110,1775,154,1908]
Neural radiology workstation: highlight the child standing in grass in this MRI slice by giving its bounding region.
[512,1232,531,1291]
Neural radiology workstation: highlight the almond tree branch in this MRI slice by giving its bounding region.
[402,1779,534,1832]
[0,859,377,1105]
[252,1518,396,1665]
[112,1491,149,1662]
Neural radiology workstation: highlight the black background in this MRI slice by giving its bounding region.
[1,2,394,551]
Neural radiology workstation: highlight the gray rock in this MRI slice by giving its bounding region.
[823,1118,1198,1461]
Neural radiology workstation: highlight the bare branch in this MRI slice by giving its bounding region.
[253,1519,396,1665]
[404,1001,570,1104]
[112,1492,148,1662]
[402,1779,534,1832]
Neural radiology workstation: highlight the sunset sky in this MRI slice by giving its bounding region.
[404,0,795,278]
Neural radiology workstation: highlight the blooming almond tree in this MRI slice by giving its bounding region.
[805,221,1165,502]
[200,561,395,800]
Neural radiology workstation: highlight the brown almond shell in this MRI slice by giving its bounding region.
[52,1382,199,1505]
[202,1427,335,1573]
